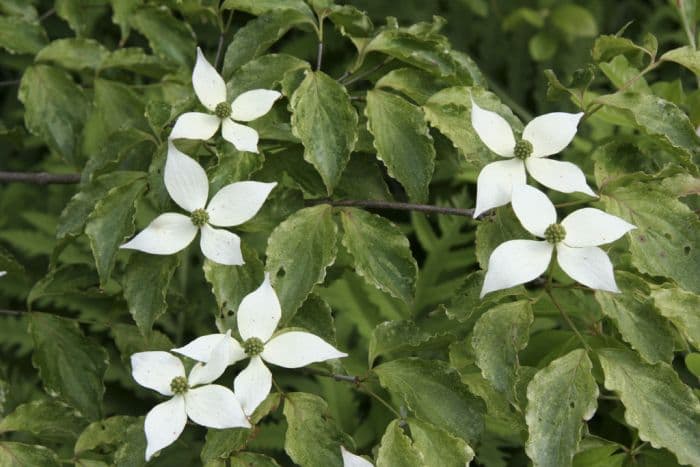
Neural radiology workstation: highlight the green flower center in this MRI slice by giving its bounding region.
[190,208,209,227]
[544,223,566,244]
[514,139,533,160]
[243,337,265,356]
[215,102,231,119]
[170,376,188,394]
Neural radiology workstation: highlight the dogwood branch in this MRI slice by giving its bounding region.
[0,171,81,185]
[307,198,475,217]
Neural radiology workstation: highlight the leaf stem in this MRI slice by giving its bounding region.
[214,10,235,71]
[546,288,592,352]
[306,198,475,217]
[341,58,393,86]
[0,171,81,185]
[316,15,325,71]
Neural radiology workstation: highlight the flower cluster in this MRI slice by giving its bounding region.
[133,275,346,459]
[126,48,346,460]
[470,100,635,296]
[120,48,280,265]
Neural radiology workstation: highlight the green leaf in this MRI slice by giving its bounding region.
[340,208,417,302]
[598,348,700,466]
[111,324,173,362]
[661,45,700,75]
[201,428,250,464]
[529,31,558,62]
[472,300,533,401]
[525,349,598,467]
[203,246,265,330]
[368,320,448,367]
[596,92,700,162]
[407,417,476,467]
[365,89,435,202]
[594,272,674,363]
[601,181,700,294]
[288,294,337,345]
[0,0,38,19]
[651,286,700,349]
[27,264,101,307]
[592,35,649,62]
[327,5,373,37]
[376,67,450,105]
[18,65,88,165]
[290,71,358,194]
[30,312,109,421]
[0,16,47,54]
[283,392,352,467]
[266,205,338,321]
[373,358,485,442]
[122,254,179,335]
[376,420,422,467]
[0,399,86,441]
[35,38,108,71]
[475,207,531,269]
[100,47,176,78]
[231,452,280,466]
[74,416,137,455]
[226,53,310,98]
[85,176,147,286]
[221,0,315,19]
[55,0,108,37]
[222,9,315,79]
[550,4,597,37]
[0,442,60,467]
[423,86,522,169]
[129,5,195,67]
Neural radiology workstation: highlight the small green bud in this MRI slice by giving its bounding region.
[544,223,566,244]
[215,102,231,119]
[243,337,265,356]
[190,208,209,227]
[170,376,188,394]
[514,139,533,160]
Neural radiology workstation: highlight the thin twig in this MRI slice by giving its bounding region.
[39,7,55,22]
[305,368,364,384]
[0,309,25,316]
[0,79,21,87]
[306,198,475,217]
[0,171,81,185]
[214,10,234,71]
[341,58,394,86]
[546,289,592,351]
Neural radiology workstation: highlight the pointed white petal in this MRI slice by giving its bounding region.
[169,112,221,141]
[221,119,260,153]
[172,334,246,365]
[206,181,277,227]
[556,244,620,292]
[230,89,282,122]
[165,142,209,212]
[473,159,526,217]
[187,331,233,386]
[237,273,281,342]
[184,385,251,429]
[120,213,198,255]
[193,47,227,111]
[199,225,243,266]
[471,99,516,157]
[525,158,596,196]
[522,112,583,158]
[511,184,557,237]
[131,351,185,396]
[262,331,348,369]
[562,208,636,247]
[341,447,374,467]
[480,240,553,298]
[0,271,5,277]
[233,356,272,416]
[144,396,187,461]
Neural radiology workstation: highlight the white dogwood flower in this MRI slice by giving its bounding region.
[341,446,374,467]
[481,184,635,297]
[0,271,5,277]
[131,334,249,461]
[120,142,275,265]
[170,47,281,153]
[471,100,595,217]
[173,273,347,416]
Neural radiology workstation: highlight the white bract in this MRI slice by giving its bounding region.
[0,271,5,277]
[481,184,635,297]
[341,446,374,467]
[120,142,275,265]
[173,273,347,416]
[131,334,249,461]
[170,47,281,153]
[471,100,595,217]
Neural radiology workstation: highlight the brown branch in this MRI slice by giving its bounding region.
[307,198,475,217]
[0,171,81,185]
